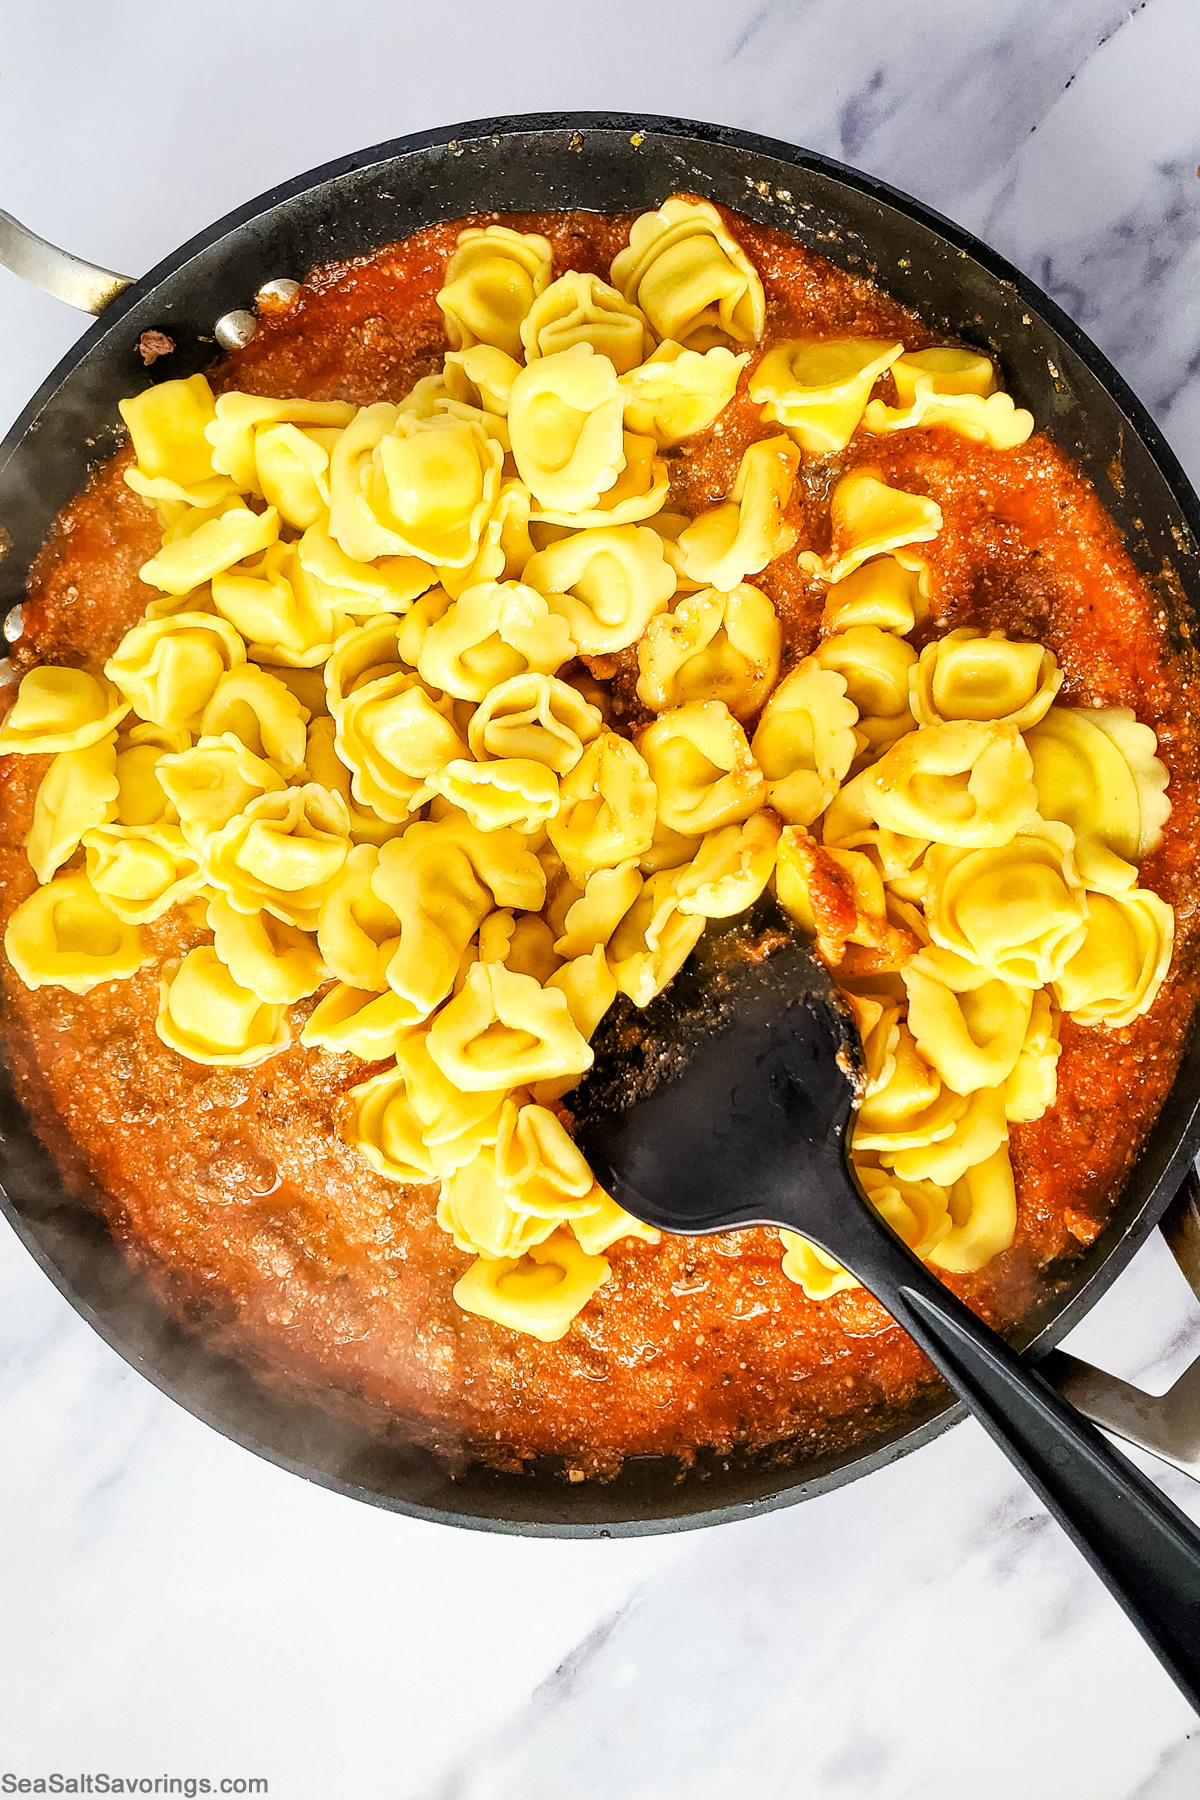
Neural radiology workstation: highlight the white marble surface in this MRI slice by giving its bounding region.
[3,3,1200,1795]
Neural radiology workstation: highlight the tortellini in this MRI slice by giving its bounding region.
[329,405,504,568]
[508,344,626,514]
[208,892,325,1005]
[611,196,766,348]
[1025,705,1170,892]
[316,843,403,990]
[640,702,766,836]
[799,469,942,584]
[200,665,309,777]
[467,673,603,774]
[157,945,289,1066]
[120,374,219,493]
[608,866,706,1006]
[343,1063,438,1184]
[750,337,903,454]
[158,734,285,842]
[620,342,748,446]
[750,660,859,827]
[523,524,676,655]
[436,224,553,358]
[5,873,145,994]
[139,502,281,596]
[426,961,593,1090]
[453,1228,611,1343]
[422,758,561,834]
[547,732,659,881]
[676,436,799,591]
[27,739,119,883]
[863,721,1037,848]
[372,816,545,1014]
[335,671,467,821]
[521,271,651,374]
[83,822,202,923]
[417,580,575,701]
[925,822,1087,988]
[863,347,1035,449]
[636,585,781,718]
[911,630,1061,731]
[0,666,129,755]
[203,783,350,930]
[821,552,929,636]
[105,613,246,731]
[1053,888,1174,1028]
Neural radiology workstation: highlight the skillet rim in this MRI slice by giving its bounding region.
[1,109,1199,1536]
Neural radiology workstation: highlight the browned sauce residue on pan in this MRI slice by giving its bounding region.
[2,207,1198,1477]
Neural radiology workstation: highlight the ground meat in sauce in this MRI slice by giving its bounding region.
[2,206,1198,1477]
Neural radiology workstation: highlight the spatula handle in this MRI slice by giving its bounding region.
[826,1186,1200,1711]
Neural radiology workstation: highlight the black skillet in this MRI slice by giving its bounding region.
[1,115,1200,1542]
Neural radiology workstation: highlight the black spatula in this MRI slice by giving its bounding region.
[571,895,1200,1709]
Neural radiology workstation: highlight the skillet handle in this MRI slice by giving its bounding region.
[828,1188,1200,1713]
[0,208,132,314]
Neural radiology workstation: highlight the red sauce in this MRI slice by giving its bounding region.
[2,206,1197,1479]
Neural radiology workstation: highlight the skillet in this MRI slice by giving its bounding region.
[1,111,1200,1536]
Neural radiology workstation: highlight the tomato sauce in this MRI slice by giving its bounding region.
[2,207,1197,1478]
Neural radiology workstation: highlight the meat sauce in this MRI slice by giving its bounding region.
[3,208,1198,1478]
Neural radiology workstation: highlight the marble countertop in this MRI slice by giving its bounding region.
[3,2,1200,1794]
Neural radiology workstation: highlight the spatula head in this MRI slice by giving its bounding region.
[570,894,864,1238]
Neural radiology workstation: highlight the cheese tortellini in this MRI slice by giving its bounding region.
[2,195,1176,1350]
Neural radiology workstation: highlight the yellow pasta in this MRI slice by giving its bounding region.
[821,551,930,636]
[372,815,545,1014]
[422,758,561,834]
[301,716,396,847]
[676,436,799,590]
[864,347,1034,449]
[157,945,289,1066]
[105,613,246,732]
[507,344,627,514]
[83,822,202,923]
[335,671,467,822]
[636,584,781,718]
[26,738,119,883]
[203,782,350,930]
[863,720,1037,848]
[570,1192,661,1255]
[925,821,1087,988]
[417,580,575,701]
[1025,705,1170,892]
[113,722,189,828]
[640,701,766,835]
[523,524,676,655]
[799,470,942,584]
[611,196,765,348]
[299,983,422,1060]
[157,734,286,844]
[547,732,659,882]
[211,541,336,668]
[342,1063,438,1184]
[1053,887,1174,1028]
[480,909,562,986]
[926,1146,1018,1273]
[207,893,325,1005]
[205,393,355,493]
[911,629,1061,730]
[324,615,407,710]
[120,374,218,490]
[328,404,504,568]
[0,666,129,755]
[674,811,781,917]
[314,843,404,990]
[391,1029,509,1176]
[4,872,145,994]
[426,961,593,1090]
[554,860,642,959]
[199,665,310,778]
[521,270,651,374]
[437,224,553,358]
[467,672,603,774]
[437,1150,560,1259]
[529,431,670,530]
[750,659,859,827]
[297,525,434,615]
[1005,990,1061,1123]
[780,1162,952,1299]
[750,337,903,454]
[620,342,748,446]
[139,502,280,596]
[608,865,706,1006]
[813,626,917,762]
[452,1228,611,1342]
[902,945,1033,1093]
